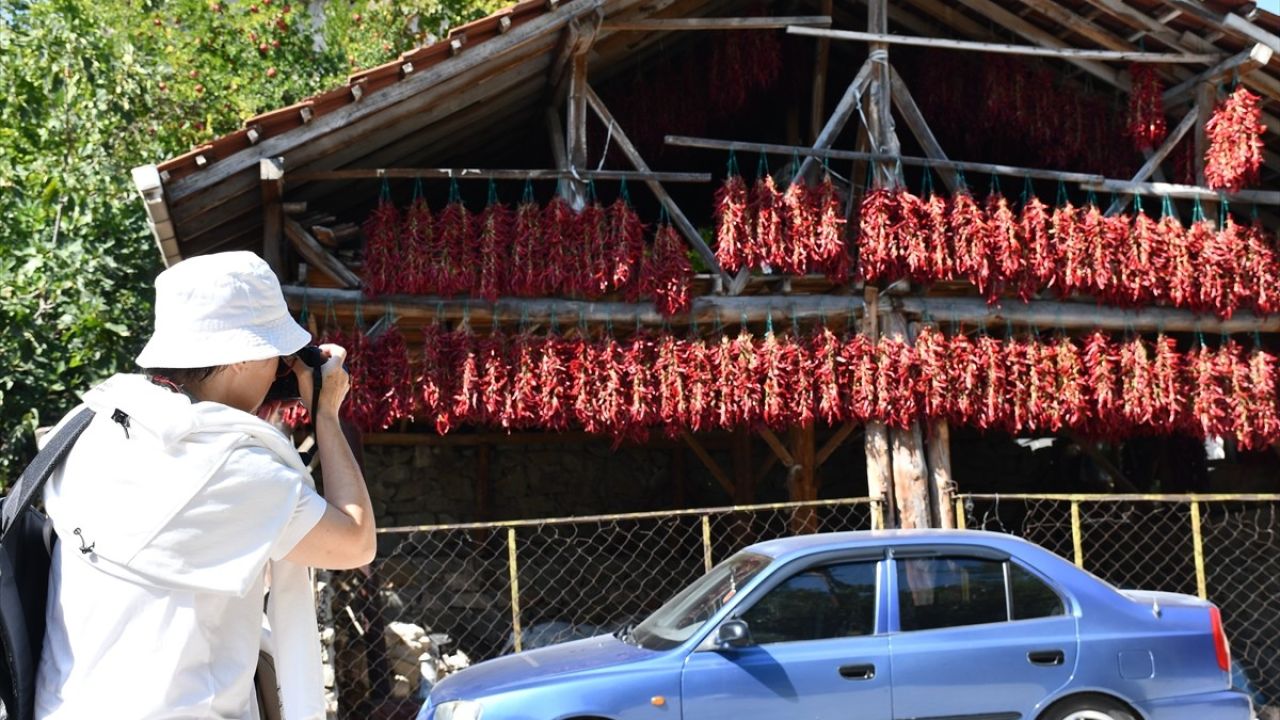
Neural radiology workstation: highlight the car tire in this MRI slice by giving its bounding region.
[1041,695,1137,720]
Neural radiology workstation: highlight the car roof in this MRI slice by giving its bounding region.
[744,529,1039,562]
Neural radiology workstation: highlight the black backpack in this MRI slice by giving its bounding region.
[0,409,94,720]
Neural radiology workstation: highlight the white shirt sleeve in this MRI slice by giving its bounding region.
[270,481,327,562]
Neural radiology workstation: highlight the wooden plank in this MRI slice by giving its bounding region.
[604,15,831,30]
[863,286,891,527]
[1158,1,1280,56]
[1012,0,1136,52]
[1105,103,1198,215]
[165,1,602,204]
[669,135,1107,184]
[1077,0,1195,52]
[787,26,1219,63]
[1082,179,1280,206]
[1163,44,1273,105]
[901,0,999,41]
[283,286,1280,333]
[887,64,959,192]
[286,168,712,182]
[681,430,736,498]
[583,85,731,288]
[282,218,362,288]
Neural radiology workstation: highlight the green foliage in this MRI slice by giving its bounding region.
[0,0,504,486]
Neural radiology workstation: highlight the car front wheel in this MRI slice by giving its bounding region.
[1041,695,1137,720]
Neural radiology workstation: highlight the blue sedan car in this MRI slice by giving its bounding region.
[417,529,1253,720]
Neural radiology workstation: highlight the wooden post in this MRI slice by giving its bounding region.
[863,287,893,528]
[887,313,931,529]
[789,424,819,533]
[260,157,285,277]
[564,53,589,208]
[927,421,956,528]
[809,0,833,144]
[1194,82,1218,218]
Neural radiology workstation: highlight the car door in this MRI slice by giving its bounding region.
[681,557,893,720]
[888,548,1080,720]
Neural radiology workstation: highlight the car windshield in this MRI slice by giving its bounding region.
[628,552,772,651]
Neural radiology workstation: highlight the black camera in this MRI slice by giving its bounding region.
[265,345,327,402]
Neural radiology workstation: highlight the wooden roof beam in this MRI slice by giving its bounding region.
[787,27,1219,63]
[602,15,830,30]
[1157,0,1280,56]
[949,0,1129,89]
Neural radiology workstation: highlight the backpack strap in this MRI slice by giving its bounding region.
[1,408,95,543]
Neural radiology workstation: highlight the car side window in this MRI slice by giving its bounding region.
[1010,562,1065,620]
[896,557,1007,631]
[741,561,877,644]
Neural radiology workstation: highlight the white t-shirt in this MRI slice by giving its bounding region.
[34,382,328,720]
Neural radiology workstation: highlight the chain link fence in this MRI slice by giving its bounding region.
[960,493,1280,714]
[330,498,879,718]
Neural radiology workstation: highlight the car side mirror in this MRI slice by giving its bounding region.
[715,619,754,650]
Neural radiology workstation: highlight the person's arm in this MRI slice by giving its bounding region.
[283,344,377,569]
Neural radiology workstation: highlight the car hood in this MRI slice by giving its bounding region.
[430,634,657,702]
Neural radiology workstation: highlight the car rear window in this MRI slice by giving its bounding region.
[896,557,1066,631]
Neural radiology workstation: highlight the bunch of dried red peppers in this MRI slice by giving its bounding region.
[317,322,1278,453]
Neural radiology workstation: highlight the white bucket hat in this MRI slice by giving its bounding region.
[135,251,312,368]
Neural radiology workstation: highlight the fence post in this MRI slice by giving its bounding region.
[1190,500,1208,600]
[701,515,713,572]
[1071,501,1084,569]
[954,497,966,530]
[507,527,523,652]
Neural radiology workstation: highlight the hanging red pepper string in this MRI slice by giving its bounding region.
[984,188,1021,302]
[509,188,543,298]
[751,172,784,273]
[1083,330,1122,439]
[606,186,646,295]
[839,331,878,424]
[476,185,512,303]
[856,188,900,284]
[714,164,753,274]
[541,195,577,296]
[810,323,844,426]
[362,185,401,297]
[1017,192,1052,301]
[683,333,715,433]
[1126,63,1167,152]
[815,173,851,282]
[1204,85,1265,192]
[478,328,510,426]
[577,198,610,300]
[401,191,434,295]
[655,331,689,430]
[640,221,694,316]
[731,325,761,428]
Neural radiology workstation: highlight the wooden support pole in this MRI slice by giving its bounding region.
[681,430,736,499]
[927,420,955,529]
[793,58,875,182]
[668,135,1107,184]
[565,52,590,208]
[584,85,731,290]
[790,424,819,533]
[757,428,798,469]
[786,26,1219,63]
[1194,83,1216,189]
[604,15,831,30]
[1105,105,1199,216]
[260,157,285,276]
[887,312,930,529]
[816,423,858,468]
[283,286,1280,334]
[864,286,892,528]
[886,65,958,193]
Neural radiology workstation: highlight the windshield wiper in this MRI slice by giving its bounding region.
[615,623,637,646]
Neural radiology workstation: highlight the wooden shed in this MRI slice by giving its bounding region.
[133,0,1280,530]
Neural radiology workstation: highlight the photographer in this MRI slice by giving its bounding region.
[34,251,375,719]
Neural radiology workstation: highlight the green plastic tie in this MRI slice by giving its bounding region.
[618,177,631,206]
[522,178,535,204]
[1021,175,1034,204]
[487,179,499,206]
[1161,194,1174,219]
[1192,196,1205,223]
[448,177,461,205]
[756,152,770,181]
[1056,180,1069,206]
[412,177,425,201]
[379,178,392,203]
[726,149,740,178]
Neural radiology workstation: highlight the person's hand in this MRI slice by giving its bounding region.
[294,343,350,419]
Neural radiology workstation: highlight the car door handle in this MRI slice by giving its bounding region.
[1028,649,1065,667]
[838,663,876,680]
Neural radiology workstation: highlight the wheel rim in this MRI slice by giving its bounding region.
[1062,712,1115,720]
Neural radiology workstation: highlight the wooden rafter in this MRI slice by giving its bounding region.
[1105,104,1199,215]
[286,168,711,182]
[786,27,1219,63]
[602,15,830,30]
